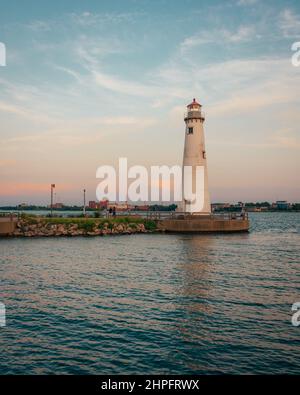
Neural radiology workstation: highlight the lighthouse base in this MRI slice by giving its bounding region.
[156,214,249,233]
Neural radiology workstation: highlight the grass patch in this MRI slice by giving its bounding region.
[21,215,157,232]
[20,213,39,224]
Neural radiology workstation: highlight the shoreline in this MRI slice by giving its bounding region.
[2,216,157,238]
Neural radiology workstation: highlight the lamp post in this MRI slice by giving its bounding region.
[83,189,86,217]
[50,184,55,217]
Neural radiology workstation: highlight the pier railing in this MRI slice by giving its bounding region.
[0,212,19,221]
[101,210,248,221]
[145,211,248,221]
[0,210,248,222]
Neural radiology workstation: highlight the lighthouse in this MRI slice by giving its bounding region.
[181,98,211,214]
[157,99,249,231]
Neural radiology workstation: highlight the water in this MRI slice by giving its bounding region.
[0,213,299,374]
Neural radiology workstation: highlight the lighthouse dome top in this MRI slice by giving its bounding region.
[187,98,201,109]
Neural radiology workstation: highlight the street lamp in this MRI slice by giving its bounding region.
[83,189,86,216]
[50,184,55,217]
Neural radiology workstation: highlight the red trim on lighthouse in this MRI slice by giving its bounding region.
[187,98,201,108]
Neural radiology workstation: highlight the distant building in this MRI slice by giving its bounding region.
[135,204,150,211]
[88,201,96,209]
[52,203,64,209]
[89,201,98,209]
[99,199,109,209]
[89,200,109,209]
[246,207,261,212]
[107,202,129,212]
[274,201,290,210]
[260,206,269,211]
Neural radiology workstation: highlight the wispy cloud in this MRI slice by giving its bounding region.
[236,0,258,6]
[0,100,53,123]
[271,128,300,149]
[92,70,155,97]
[69,11,143,26]
[180,25,257,52]
[26,20,52,31]
[279,9,300,38]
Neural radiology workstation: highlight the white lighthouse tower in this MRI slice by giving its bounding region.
[181,98,211,214]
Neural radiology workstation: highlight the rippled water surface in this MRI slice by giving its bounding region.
[0,213,299,374]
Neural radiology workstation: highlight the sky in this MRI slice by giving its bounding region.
[0,0,300,205]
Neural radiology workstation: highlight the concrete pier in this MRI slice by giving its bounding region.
[0,213,18,235]
[155,213,249,233]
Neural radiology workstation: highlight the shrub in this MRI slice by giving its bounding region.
[77,220,96,232]
[144,220,156,231]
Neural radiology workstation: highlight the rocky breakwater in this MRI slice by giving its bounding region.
[10,217,155,237]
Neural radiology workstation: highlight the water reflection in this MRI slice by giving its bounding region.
[178,235,214,301]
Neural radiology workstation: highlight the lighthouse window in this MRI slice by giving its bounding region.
[203,151,206,159]
[187,127,193,135]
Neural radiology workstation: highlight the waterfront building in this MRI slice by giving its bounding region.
[88,201,98,209]
[274,201,290,210]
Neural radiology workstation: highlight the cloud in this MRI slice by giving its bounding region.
[209,88,294,117]
[211,128,300,150]
[0,100,53,123]
[202,58,299,115]
[53,66,83,84]
[236,0,258,6]
[279,9,300,38]
[74,44,190,104]
[21,11,141,33]
[1,114,157,152]
[180,25,256,52]
[271,129,300,149]
[26,20,52,31]
[92,70,156,97]
[99,116,155,127]
[69,11,142,26]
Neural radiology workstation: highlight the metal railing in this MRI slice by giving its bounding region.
[184,111,205,120]
[0,210,248,222]
[0,212,19,221]
[146,211,248,221]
